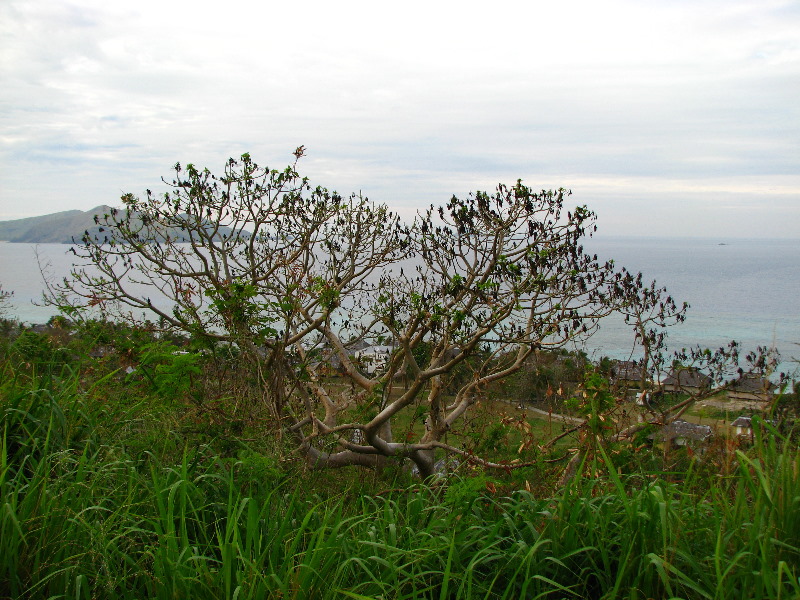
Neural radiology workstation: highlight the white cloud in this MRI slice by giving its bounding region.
[1,0,798,237]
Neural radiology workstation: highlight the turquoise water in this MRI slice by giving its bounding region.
[580,237,800,375]
[1,237,798,373]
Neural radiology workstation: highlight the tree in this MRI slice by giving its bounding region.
[339,186,617,476]
[50,150,644,478]
[0,284,12,320]
[610,268,688,394]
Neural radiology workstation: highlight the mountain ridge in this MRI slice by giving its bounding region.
[0,206,115,243]
[0,206,239,244]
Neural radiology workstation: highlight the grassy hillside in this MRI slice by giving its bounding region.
[1,321,798,599]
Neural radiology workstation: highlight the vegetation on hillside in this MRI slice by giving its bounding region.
[43,150,735,478]
[1,320,798,599]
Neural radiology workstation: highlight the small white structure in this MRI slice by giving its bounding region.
[354,345,394,375]
[730,415,777,437]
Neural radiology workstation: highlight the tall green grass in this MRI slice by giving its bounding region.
[2,364,799,599]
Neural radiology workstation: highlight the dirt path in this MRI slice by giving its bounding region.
[491,397,585,425]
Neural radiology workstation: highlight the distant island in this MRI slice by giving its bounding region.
[0,207,238,244]
[0,206,116,244]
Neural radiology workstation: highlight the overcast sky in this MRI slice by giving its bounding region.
[1,0,798,238]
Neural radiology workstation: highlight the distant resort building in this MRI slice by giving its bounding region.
[309,339,371,376]
[728,372,775,402]
[354,345,396,375]
[612,360,646,387]
[650,419,713,450]
[661,367,712,395]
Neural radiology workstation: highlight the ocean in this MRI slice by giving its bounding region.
[1,237,798,374]
[583,236,799,356]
